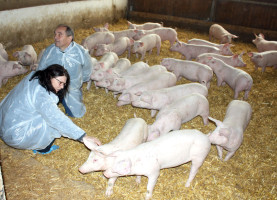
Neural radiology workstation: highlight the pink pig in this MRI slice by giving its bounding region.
[161,57,213,88]
[0,43,8,61]
[13,45,37,66]
[147,93,209,141]
[170,41,223,60]
[196,52,246,67]
[132,83,208,117]
[208,100,252,161]
[94,36,132,57]
[103,129,211,200]
[79,117,148,196]
[252,33,277,52]
[209,24,238,43]
[248,51,277,72]
[187,38,234,55]
[127,21,163,30]
[133,27,178,47]
[117,70,177,106]
[199,57,253,100]
[0,61,28,87]
[81,32,115,55]
[131,34,161,60]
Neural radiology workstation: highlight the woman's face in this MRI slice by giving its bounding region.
[51,75,67,93]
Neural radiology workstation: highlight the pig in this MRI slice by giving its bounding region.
[161,57,213,88]
[30,48,45,71]
[247,51,277,72]
[133,27,178,47]
[208,100,252,161]
[94,58,131,88]
[94,36,132,57]
[199,57,253,99]
[147,93,209,141]
[81,32,115,55]
[252,33,277,52]
[132,83,208,117]
[0,61,29,87]
[117,70,177,106]
[103,129,211,200]
[196,52,246,67]
[79,117,148,196]
[209,24,238,44]
[108,64,166,93]
[187,38,234,55]
[127,21,163,30]
[170,41,224,60]
[131,34,161,60]
[111,29,138,40]
[0,43,8,61]
[96,61,148,89]
[87,52,118,90]
[13,45,37,66]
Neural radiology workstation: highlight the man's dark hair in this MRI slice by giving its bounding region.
[29,64,70,103]
[56,24,74,41]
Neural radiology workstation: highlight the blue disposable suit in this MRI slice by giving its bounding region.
[38,42,93,118]
[0,72,85,150]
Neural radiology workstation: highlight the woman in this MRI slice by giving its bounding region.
[0,64,100,154]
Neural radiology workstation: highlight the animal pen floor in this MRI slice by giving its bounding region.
[0,19,276,200]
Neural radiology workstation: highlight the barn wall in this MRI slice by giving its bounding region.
[0,0,128,49]
[127,0,277,42]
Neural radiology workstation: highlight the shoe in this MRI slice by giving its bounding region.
[33,145,59,155]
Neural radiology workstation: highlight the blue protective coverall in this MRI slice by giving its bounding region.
[38,42,93,118]
[0,72,85,150]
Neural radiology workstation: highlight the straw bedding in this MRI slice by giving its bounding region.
[0,19,276,200]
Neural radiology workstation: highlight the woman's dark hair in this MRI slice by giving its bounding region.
[29,64,70,103]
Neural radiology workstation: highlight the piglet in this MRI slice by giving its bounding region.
[199,57,253,100]
[81,32,115,55]
[13,45,37,66]
[147,93,209,141]
[248,51,277,72]
[196,52,246,67]
[79,117,148,196]
[133,27,178,47]
[161,57,213,88]
[131,34,161,60]
[127,21,163,30]
[208,100,252,161]
[0,43,8,61]
[170,41,223,60]
[103,129,211,200]
[187,38,234,55]
[94,36,132,58]
[132,83,208,117]
[252,33,277,52]
[209,24,238,44]
[30,48,45,71]
[0,61,29,87]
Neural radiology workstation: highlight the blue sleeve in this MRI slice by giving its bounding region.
[33,87,85,140]
[82,50,93,82]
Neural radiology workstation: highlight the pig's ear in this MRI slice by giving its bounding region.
[13,52,19,58]
[139,42,144,47]
[113,158,132,175]
[208,117,223,127]
[232,34,238,39]
[247,52,253,57]
[83,137,100,150]
[259,33,264,39]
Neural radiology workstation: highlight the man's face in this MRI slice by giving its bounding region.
[54,26,72,51]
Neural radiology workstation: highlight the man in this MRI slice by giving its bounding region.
[38,24,93,118]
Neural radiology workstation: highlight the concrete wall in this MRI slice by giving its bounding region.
[0,0,128,49]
